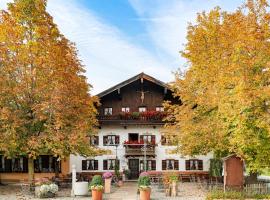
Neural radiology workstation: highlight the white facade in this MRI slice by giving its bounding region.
[70,125,213,173]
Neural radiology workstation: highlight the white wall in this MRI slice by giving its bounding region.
[70,125,213,173]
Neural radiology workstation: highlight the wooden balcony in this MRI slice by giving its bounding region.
[98,111,166,125]
[124,144,156,157]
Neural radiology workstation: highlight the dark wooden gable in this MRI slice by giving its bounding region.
[97,73,176,115]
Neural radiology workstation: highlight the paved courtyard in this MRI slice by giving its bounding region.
[0,182,206,200]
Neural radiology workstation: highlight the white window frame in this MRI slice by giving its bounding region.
[104,107,112,115]
[121,107,130,112]
[156,106,164,112]
[139,107,147,112]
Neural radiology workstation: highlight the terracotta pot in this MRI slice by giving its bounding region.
[104,178,111,193]
[91,189,103,200]
[139,189,151,200]
[118,180,123,187]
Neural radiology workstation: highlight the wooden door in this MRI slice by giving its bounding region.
[128,159,139,179]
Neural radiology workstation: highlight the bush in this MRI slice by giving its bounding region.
[89,175,103,190]
[103,172,113,179]
[138,173,151,190]
[206,189,270,200]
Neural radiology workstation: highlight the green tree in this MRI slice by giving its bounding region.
[164,0,270,172]
[0,0,102,183]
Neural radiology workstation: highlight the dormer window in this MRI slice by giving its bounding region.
[156,106,164,112]
[104,107,112,115]
[121,107,130,113]
[139,107,147,112]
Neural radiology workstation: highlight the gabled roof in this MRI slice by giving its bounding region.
[97,72,169,98]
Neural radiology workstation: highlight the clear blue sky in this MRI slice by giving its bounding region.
[0,0,245,94]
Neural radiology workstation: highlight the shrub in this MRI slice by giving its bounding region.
[89,175,104,190]
[138,173,151,190]
[206,189,270,200]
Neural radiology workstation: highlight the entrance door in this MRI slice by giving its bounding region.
[128,159,139,179]
[128,133,139,142]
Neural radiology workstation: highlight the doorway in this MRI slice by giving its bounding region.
[128,159,139,179]
[128,133,139,142]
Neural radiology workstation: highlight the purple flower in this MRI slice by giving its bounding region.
[103,172,113,179]
[139,172,149,177]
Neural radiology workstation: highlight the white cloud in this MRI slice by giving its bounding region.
[129,0,242,72]
[1,0,175,94]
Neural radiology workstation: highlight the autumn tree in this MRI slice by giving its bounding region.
[164,0,270,172]
[0,0,102,183]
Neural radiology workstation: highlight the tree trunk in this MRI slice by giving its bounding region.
[28,158,34,185]
[247,172,258,184]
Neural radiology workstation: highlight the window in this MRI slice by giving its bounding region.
[89,136,99,146]
[161,135,176,145]
[103,159,119,170]
[185,159,203,170]
[140,135,155,144]
[34,156,61,173]
[103,135,120,146]
[139,107,147,112]
[82,160,98,170]
[140,160,156,171]
[156,106,164,112]
[162,159,179,170]
[121,107,130,112]
[104,107,112,115]
[0,155,28,173]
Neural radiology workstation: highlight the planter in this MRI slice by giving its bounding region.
[104,178,111,193]
[171,181,177,197]
[74,181,88,196]
[91,189,103,200]
[118,180,123,187]
[139,188,151,200]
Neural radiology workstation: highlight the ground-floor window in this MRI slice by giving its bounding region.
[82,160,98,170]
[185,159,203,170]
[34,156,61,173]
[140,160,156,171]
[103,159,119,170]
[162,159,179,170]
[0,155,28,173]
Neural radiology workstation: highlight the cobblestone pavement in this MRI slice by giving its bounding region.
[0,182,206,200]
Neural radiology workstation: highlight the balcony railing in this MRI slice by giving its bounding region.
[98,111,166,125]
[123,141,156,157]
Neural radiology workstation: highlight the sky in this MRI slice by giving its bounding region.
[0,0,245,94]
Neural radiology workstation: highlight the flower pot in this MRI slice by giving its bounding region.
[74,181,89,196]
[104,178,111,193]
[118,180,123,187]
[139,189,151,200]
[91,189,103,200]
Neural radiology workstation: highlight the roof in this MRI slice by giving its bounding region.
[222,154,241,161]
[97,72,169,98]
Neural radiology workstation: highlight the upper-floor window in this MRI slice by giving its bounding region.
[140,135,155,144]
[104,107,112,115]
[103,135,120,146]
[121,107,130,113]
[156,106,164,112]
[103,159,119,170]
[161,135,176,146]
[139,107,147,112]
[162,159,179,170]
[185,159,203,170]
[89,136,99,146]
[82,159,98,170]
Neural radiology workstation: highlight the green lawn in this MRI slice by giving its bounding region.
[261,168,270,176]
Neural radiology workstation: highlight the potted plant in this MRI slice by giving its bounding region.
[89,175,103,200]
[138,172,151,200]
[123,168,130,181]
[103,172,112,193]
[35,180,59,198]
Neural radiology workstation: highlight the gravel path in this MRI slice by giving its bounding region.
[0,182,206,200]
